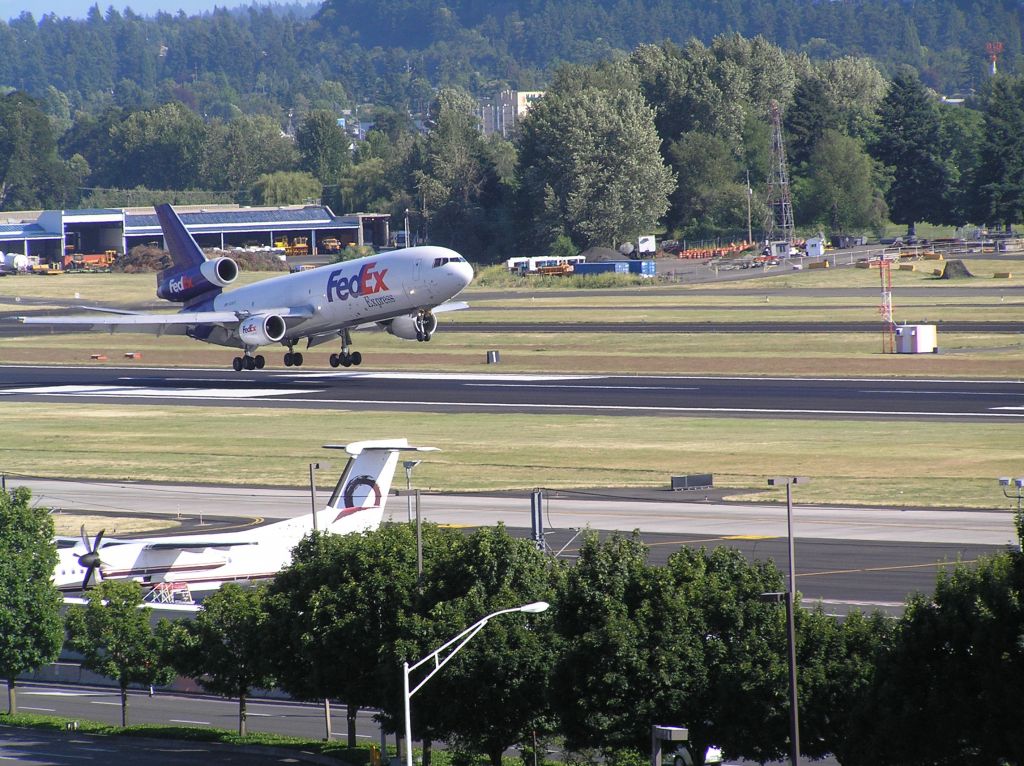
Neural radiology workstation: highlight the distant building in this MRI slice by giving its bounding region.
[478,89,544,137]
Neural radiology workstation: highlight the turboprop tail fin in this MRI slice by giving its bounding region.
[315,438,439,535]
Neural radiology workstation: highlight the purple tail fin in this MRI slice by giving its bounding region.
[155,204,238,305]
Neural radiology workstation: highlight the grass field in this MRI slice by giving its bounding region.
[1,264,1022,508]
[0,404,1018,510]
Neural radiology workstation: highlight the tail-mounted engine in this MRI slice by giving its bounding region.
[382,311,438,342]
[157,256,238,303]
[238,313,286,347]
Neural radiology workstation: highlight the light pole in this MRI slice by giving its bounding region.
[404,460,421,523]
[402,601,550,766]
[404,208,411,248]
[767,476,808,766]
[998,477,1024,543]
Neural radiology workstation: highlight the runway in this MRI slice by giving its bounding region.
[1,364,1022,421]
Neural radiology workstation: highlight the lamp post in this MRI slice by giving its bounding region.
[404,208,411,248]
[402,601,550,766]
[767,476,808,766]
[998,477,1024,543]
[404,460,421,523]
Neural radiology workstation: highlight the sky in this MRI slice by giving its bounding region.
[1,0,238,20]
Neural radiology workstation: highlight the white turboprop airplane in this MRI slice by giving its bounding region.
[53,438,436,598]
[18,204,473,371]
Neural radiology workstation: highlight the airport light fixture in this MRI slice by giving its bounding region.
[404,460,422,522]
[402,601,550,766]
[998,477,1024,542]
[766,476,808,766]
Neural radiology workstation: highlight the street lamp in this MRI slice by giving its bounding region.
[404,460,422,522]
[766,476,808,766]
[402,601,550,766]
[998,477,1024,542]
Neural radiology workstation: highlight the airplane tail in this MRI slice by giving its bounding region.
[155,203,239,306]
[314,438,439,535]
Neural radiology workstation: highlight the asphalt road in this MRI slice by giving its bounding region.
[1,364,1022,421]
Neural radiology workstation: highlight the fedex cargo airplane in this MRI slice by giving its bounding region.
[53,438,436,597]
[18,204,473,371]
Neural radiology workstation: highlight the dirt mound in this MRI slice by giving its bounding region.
[581,246,621,262]
[939,259,974,279]
[114,245,172,273]
[113,245,287,273]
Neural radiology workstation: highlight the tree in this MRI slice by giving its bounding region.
[796,129,888,234]
[0,487,64,714]
[251,170,321,206]
[264,524,425,746]
[111,102,208,190]
[785,77,839,168]
[666,131,751,238]
[859,551,1024,766]
[297,109,351,184]
[516,85,674,251]
[973,75,1024,231]
[408,526,558,766]
[0,91,76,210]
[64,580,175,727]
[871,70,950,236]
[160,583,274,736]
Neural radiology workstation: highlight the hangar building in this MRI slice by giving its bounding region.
[0,204,391,263]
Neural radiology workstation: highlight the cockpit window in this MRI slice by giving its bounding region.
[433,256,467,267]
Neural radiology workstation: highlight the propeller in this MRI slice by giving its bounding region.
[77,525,106,590]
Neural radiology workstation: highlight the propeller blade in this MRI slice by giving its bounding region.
[79,524,89,550]
[92,529,105,552]
[81,566,95,591]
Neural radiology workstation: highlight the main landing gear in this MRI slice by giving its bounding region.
[232,353,265,371]
[283,342,304,367]
[329,330,362,368]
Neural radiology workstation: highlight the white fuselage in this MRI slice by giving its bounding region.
[209,246,472,345]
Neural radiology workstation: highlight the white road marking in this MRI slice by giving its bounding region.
[19,706,55,712]
[1,385,318,399]
[23,690,109,697]
[170,719,210,725]
[864,388,1024,397]
[467,383,700,391]
[89,701,123,706]
[289,371,598,381]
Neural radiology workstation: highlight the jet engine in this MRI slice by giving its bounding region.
[382,312,438,342]
[157,256,239,303]
[238,313,286,347]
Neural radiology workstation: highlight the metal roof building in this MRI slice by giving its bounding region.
[0,205,391,261]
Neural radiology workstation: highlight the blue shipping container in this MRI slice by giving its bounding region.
[573,260,656,276]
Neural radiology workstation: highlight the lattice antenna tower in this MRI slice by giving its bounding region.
[877,255,896,353]
[987,41,1004,75]
[763,100,795,245]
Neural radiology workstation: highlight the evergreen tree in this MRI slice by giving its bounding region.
[871,70,949,236]
[973,75,1024,230]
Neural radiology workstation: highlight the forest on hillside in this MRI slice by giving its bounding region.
[3,0,1024,262]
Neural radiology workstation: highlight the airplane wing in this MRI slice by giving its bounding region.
[16,306,314,334]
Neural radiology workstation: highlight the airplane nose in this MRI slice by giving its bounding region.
[453,260,474,290]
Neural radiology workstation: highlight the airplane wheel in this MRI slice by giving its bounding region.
[232,357,243,372]
[284,352,293,367]
[255,355,265,369]
[351,351,362,366]
[329,353,340,368]
[341,353,353,367]
[293,352,303,367]
[244,356,257,371]
[423,331,432,342]
[416,329,424,342]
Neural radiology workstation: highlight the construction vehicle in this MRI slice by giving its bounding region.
[285,237,309,257]
[320,237,342,254]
